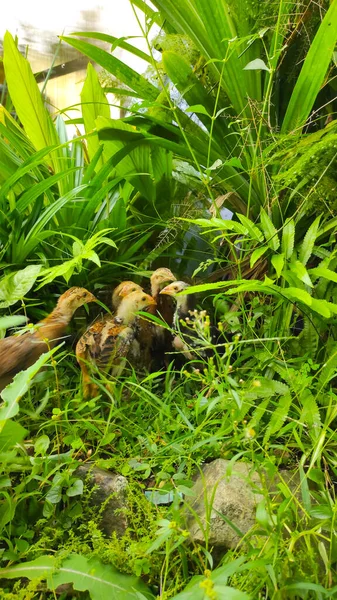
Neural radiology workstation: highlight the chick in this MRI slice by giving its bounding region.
[160,281,196,360]
[76,290,156,397]
[0,287,96,391]
[147,268,177,367]
[76,281,144,392]
[112,281,144,310]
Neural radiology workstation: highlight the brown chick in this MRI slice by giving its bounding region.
[0,287,96,392]
[150,268,177,321]
[160,281,195,360]
[76,290,156,397]
[148,268,176,367]
[76,281,144,394]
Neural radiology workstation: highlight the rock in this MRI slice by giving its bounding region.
[185,459,263,551]
[185,459,300,551]
[76,464,129,537]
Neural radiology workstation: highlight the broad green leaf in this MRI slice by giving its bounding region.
[299,215,321,265]
[289,261,313,287]
[0,347,60,429]
[282,0,337,132]
[309,298,332,318]
[0,553,154,599]
[3,32,59,164]
[281,219,295,259]
[61,36,159,101]
[81,63,110,164]
[34,435,50,456]
[318,343,337,388]
[66,479,84,497]
[0,265,42,308]
[0,141,63,203]
[0,419,28,453]
[243,59,269,72]
[250,246,268,268]
[0,495,15,532]
[271,254,284,278]
[283,289,333,318]
[46,484,62,504]
[185,104,211,117]
[259,208,280,250]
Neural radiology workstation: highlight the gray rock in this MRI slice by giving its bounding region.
[76,464,128,537]
[185,459,272,550]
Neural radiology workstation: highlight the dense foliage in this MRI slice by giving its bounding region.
[0,0,337,598]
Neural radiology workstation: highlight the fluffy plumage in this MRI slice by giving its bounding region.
[76,290,156,397]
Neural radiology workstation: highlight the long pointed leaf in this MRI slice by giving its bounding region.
[81,63,110,164]
[71,31,152,64]
[3,32,59,166]
[60,36,159,101]
[282,0,337,132]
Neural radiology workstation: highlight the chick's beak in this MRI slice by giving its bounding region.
[160,284,174,296]
[148,296,157,306]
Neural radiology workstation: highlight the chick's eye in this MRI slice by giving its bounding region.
[141,296,146,301]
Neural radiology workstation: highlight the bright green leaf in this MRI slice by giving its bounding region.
[289,261,313,287]
[299,215,321,266]
[237,214,264,242]
[271,254,284,278]
[34,435,50,456]
[81,63,110,164]
[260,208,280,250]
[0,265,42,309]
[309,266,337,284]
[281,219,295,259]
[185,104,211,117]
[0,347,60,428]
[243,58,269,72]
[66,479,84,498]
[250,246,268,268]
[3,32,59,158]
[282,0,337,132]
